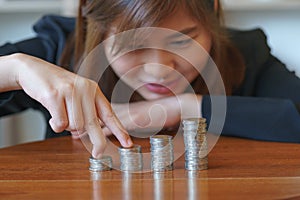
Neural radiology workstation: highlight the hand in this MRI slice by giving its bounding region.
[4,53,133,158]
[105,94,202,136]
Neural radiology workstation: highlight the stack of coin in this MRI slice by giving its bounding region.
[90,170,112,181]
[182,118,208,170]
[150,135,174,172]
[118,145,143,172]
[89,155,113,172]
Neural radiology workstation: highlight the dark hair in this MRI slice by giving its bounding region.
[60,0,245,99]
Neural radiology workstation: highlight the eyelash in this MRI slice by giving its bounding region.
[121,36,196,52]
[170,38,193,47]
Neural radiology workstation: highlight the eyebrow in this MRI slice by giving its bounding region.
[167,26,198,39]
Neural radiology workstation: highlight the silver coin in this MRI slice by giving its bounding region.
[118,145,143,172]
[183,118,209,171]
[150,135,174,172]
[89,156,113,172]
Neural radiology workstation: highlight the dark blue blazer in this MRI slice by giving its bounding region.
[0,15,300,142]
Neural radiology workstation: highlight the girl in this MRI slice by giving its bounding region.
[0,0,300,158]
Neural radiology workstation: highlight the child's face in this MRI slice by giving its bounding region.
[104,9,212,100]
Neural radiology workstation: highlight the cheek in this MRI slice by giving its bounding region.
[176,53,208,80]
[110,59,129,77]
[176,38,212,77]
[197,29,213,53]
[110,56,138,77]
[180,64,200,83]
[104,42,141,77]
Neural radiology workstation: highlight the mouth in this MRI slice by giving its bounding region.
[143,77,180,94]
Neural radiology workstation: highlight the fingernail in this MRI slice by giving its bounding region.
[93,153,102,159]
[92,149,102,159]
[126,137,133,147]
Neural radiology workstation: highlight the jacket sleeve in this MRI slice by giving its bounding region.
[202,95,300,143]
[255,55,300,104]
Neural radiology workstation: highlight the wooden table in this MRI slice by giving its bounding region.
[0,135,300,199]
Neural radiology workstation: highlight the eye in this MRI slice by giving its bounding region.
[113,43,145,56]
[169,38,193,48]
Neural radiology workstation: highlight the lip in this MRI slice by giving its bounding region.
[143,77,180,94]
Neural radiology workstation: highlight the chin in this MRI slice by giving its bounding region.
[139,90,175,100]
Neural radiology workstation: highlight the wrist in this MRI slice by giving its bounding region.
[178,93,203,119]
[0,53,24,92]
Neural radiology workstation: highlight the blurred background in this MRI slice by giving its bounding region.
[0,0,78,147]
[0,0,299,148]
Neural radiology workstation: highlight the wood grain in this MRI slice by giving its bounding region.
[0,136,300,199]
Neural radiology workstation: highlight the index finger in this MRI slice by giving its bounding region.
[95,88,133,148]
[81,90,107,158]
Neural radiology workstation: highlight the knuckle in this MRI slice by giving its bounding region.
[39,88,60,105]
[87,117,101,129]
[75,78,99,97]
[55,119,69,129]
[78,77,97,88]
[102,128,112,136]
[102,113,115,125]
[61,82,75,93]
[73,119,85,131]
[50,119,69,132]
[40,82,76,105]
[87,79,98,87]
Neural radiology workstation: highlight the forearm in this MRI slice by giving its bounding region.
[202,95,300,142]
[143,93,203,127]
[0,53,23,92]
[112,93,203,132]
[177,93,203,119]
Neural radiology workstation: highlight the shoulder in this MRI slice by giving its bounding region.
[226,28,277,95]
[33,14,75,36]
[33,15,76,63]
[0,14,75,62]
[226,28,271,68]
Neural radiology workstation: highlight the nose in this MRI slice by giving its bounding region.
[143,49,175,79]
